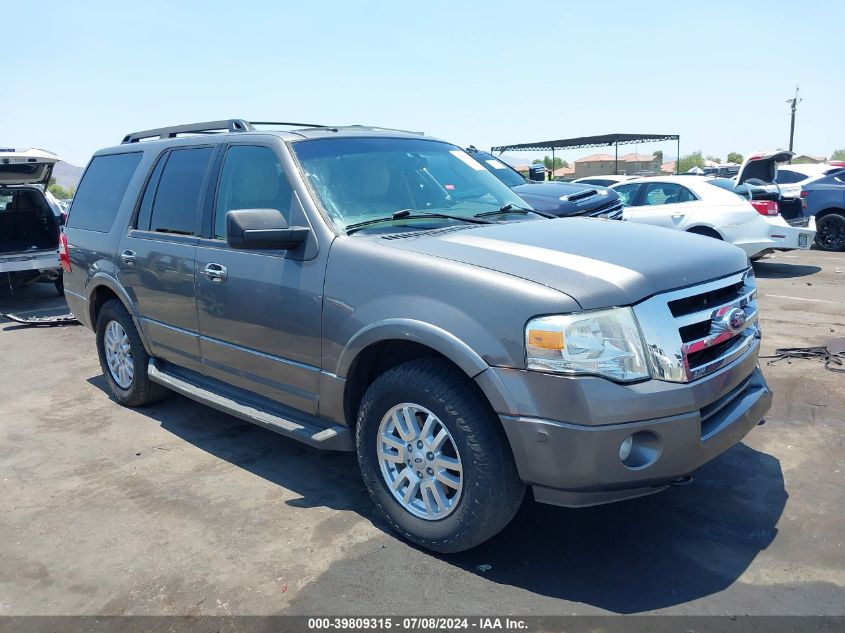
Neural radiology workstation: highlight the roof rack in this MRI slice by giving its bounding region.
[120,119,330,144]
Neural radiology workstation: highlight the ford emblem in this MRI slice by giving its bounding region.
[725,308,747,333]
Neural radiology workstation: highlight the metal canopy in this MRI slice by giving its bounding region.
[491,133,679,152]
[492,133,680,176]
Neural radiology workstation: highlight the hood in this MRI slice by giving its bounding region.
[736,150,793,185]
[381,218,748,310]
[0,148,59,187]
[512,181,599,199]
[511,181,620,216]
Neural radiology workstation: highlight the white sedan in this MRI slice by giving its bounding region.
[611,176,816,258]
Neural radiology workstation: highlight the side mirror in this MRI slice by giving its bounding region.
[226,209,310,250]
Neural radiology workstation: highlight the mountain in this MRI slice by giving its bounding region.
[53,161,84,189]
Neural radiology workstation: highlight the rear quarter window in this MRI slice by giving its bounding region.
[67,152,143,232]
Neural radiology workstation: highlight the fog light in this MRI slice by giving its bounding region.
[619,435,634,461]
[618,430,661,469]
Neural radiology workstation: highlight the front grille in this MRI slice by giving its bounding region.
[633,269,760,383]
[568,197,624,220]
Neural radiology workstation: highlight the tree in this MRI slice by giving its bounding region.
[726,152,743,164]
[831,149,845,161]
[653,150,663,163]
[533,155,567,170]
[706,155,722,164]
[677,151,706,173]
[48,183,75,199]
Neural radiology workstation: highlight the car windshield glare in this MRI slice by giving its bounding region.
[291,137,529,233]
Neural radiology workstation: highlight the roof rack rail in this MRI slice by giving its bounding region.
[121,119,254,144]
[120,119,330,144]
[348,124,425,136]
[250,121,329,129]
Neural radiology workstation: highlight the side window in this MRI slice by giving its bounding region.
[135,153,168,230]
[613,183,640,206]
[775,170,802,184]
[214,145,293,240]
[149,147,213,235]
[643,183,683,205]
[678,186,696,203]
[66,153,143,232]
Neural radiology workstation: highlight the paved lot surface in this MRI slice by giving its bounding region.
[1,249,843,615]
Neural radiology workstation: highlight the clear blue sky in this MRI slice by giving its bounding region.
[3,0,843,167]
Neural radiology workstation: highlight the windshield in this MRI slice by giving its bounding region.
[470,152,527,188]
[292,137,529,232]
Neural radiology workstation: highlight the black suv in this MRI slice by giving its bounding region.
[464,147,624,219]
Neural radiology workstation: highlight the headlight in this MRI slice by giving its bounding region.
[525,307,650,382]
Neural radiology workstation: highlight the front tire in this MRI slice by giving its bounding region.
[815,212,845,251]
[356,358,525,553]
[95,299,169,407]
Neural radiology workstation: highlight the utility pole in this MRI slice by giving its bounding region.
[787,85,801,156]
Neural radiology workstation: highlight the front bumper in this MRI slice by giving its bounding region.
[488,347,772,507]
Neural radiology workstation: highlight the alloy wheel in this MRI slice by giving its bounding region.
[377,403,463,520]
[104,320,134,389]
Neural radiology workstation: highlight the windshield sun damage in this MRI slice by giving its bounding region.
[291,137,531,233]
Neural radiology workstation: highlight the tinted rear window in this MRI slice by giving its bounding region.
[67,153,143,232]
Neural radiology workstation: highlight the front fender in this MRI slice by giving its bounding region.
[336,318,490,380]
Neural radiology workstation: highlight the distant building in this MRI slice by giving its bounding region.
[573,152,661,177]
[553,165,575,180]
[661,161,677,174]
[791,154,827,164]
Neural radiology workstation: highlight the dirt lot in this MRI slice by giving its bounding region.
[0,249,843,616]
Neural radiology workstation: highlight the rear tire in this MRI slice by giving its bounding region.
[95,299,169,407]
[815,212,845,251]
[356,358,525,553]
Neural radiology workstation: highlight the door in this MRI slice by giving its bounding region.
[195,143,323,414]
[624,181,698,229]
[117,146,216,371]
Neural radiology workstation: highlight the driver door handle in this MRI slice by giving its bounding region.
[120,249,137,265]
[203,263,228,283]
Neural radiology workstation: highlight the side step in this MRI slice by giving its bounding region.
[148,361,353,451]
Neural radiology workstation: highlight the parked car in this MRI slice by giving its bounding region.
[571,175,638,187]
[774,163,844,196]
[63,119,771,553]
[463,147,624,219]
[701,164,740,178]
[612,175,815,257]
[0,148,64,294]
[794,169,845,251]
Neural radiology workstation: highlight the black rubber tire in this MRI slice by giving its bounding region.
[54,275,64,296]
[95,299,169,407]
[356,358,525,553]
[814,212,845,251]
[687,226,723,240]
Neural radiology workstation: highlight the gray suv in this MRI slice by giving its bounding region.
[63,119,772,552]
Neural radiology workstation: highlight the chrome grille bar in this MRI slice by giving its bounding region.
[633,268,759,383]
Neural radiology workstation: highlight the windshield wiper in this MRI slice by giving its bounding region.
[475,204,557,219]
[346,209,493,234]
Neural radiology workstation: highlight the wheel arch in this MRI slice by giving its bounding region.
[86,274,153,355]
[685,224,724,239]
[338,320,502,428]
[814,206,845,221]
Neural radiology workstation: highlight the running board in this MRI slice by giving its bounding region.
[148,361,352,451]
